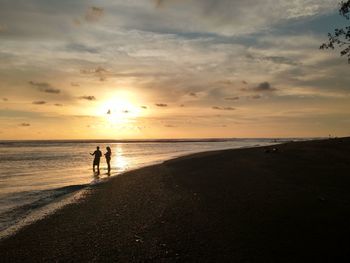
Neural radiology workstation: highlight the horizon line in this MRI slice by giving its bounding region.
[0,137,328,143]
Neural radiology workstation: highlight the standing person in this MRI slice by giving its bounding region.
[105,146,112,175]
[90,146,102,175]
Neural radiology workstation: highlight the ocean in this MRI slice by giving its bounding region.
[0,138,292,237]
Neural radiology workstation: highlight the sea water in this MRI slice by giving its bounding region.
[0,138,293,236]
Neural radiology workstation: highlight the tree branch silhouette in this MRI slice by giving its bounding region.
[320,1,350,63]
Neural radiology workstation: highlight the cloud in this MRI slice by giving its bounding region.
[32,101,46,105]
[217,80,234,86]
[155,103,168,107]
[152,0,335,35]
[3,98,8,101]
[79,96,96,101]
[247,53,299,66]
[85,6,104,22]
[225,96,239,101]
[73,18,81,26]
[253,82,276,92]
[94,67,108,74]
[54,103,63,106]
[29,81,60,94]
[19,123,30,127]
[0,24,7,33]
[42,88,60,94]
[80,67,108,81]
[0,1,346,138]
[212,106,235,111]
[0,109,46,118]
[189,92,197,97]
[141,106,148,109]
[154,0,166,8]
[66,43,99,54]
[72,6,104,27]
[223,107,235,111]
[250,95,262,99]
[263,56,299,66]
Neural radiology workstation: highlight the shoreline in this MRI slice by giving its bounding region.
[0,187,89,240]
[0,141,281,239]
[0,137,311,143]
[1,137,350,261]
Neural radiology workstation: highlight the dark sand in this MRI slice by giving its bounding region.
[1,138,350,262]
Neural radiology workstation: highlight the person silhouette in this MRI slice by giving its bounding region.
[105,146,112,175]
[90,146,102,175]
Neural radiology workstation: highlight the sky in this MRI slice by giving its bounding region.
[0,0,349,139]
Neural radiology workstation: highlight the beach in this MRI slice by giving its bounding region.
[1,137,350,262]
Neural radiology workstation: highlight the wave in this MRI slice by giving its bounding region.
[0,184,88,234]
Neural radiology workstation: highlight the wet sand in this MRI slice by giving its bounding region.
[1,138,350,262]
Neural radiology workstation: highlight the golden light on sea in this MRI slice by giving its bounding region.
[113,144,128,173]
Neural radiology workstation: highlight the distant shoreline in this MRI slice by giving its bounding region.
[2,137,349,262]
[0,137,315,144]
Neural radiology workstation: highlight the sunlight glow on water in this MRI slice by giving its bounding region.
[113,144,129,173]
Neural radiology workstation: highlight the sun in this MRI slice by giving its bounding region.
[98,92,143,125]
